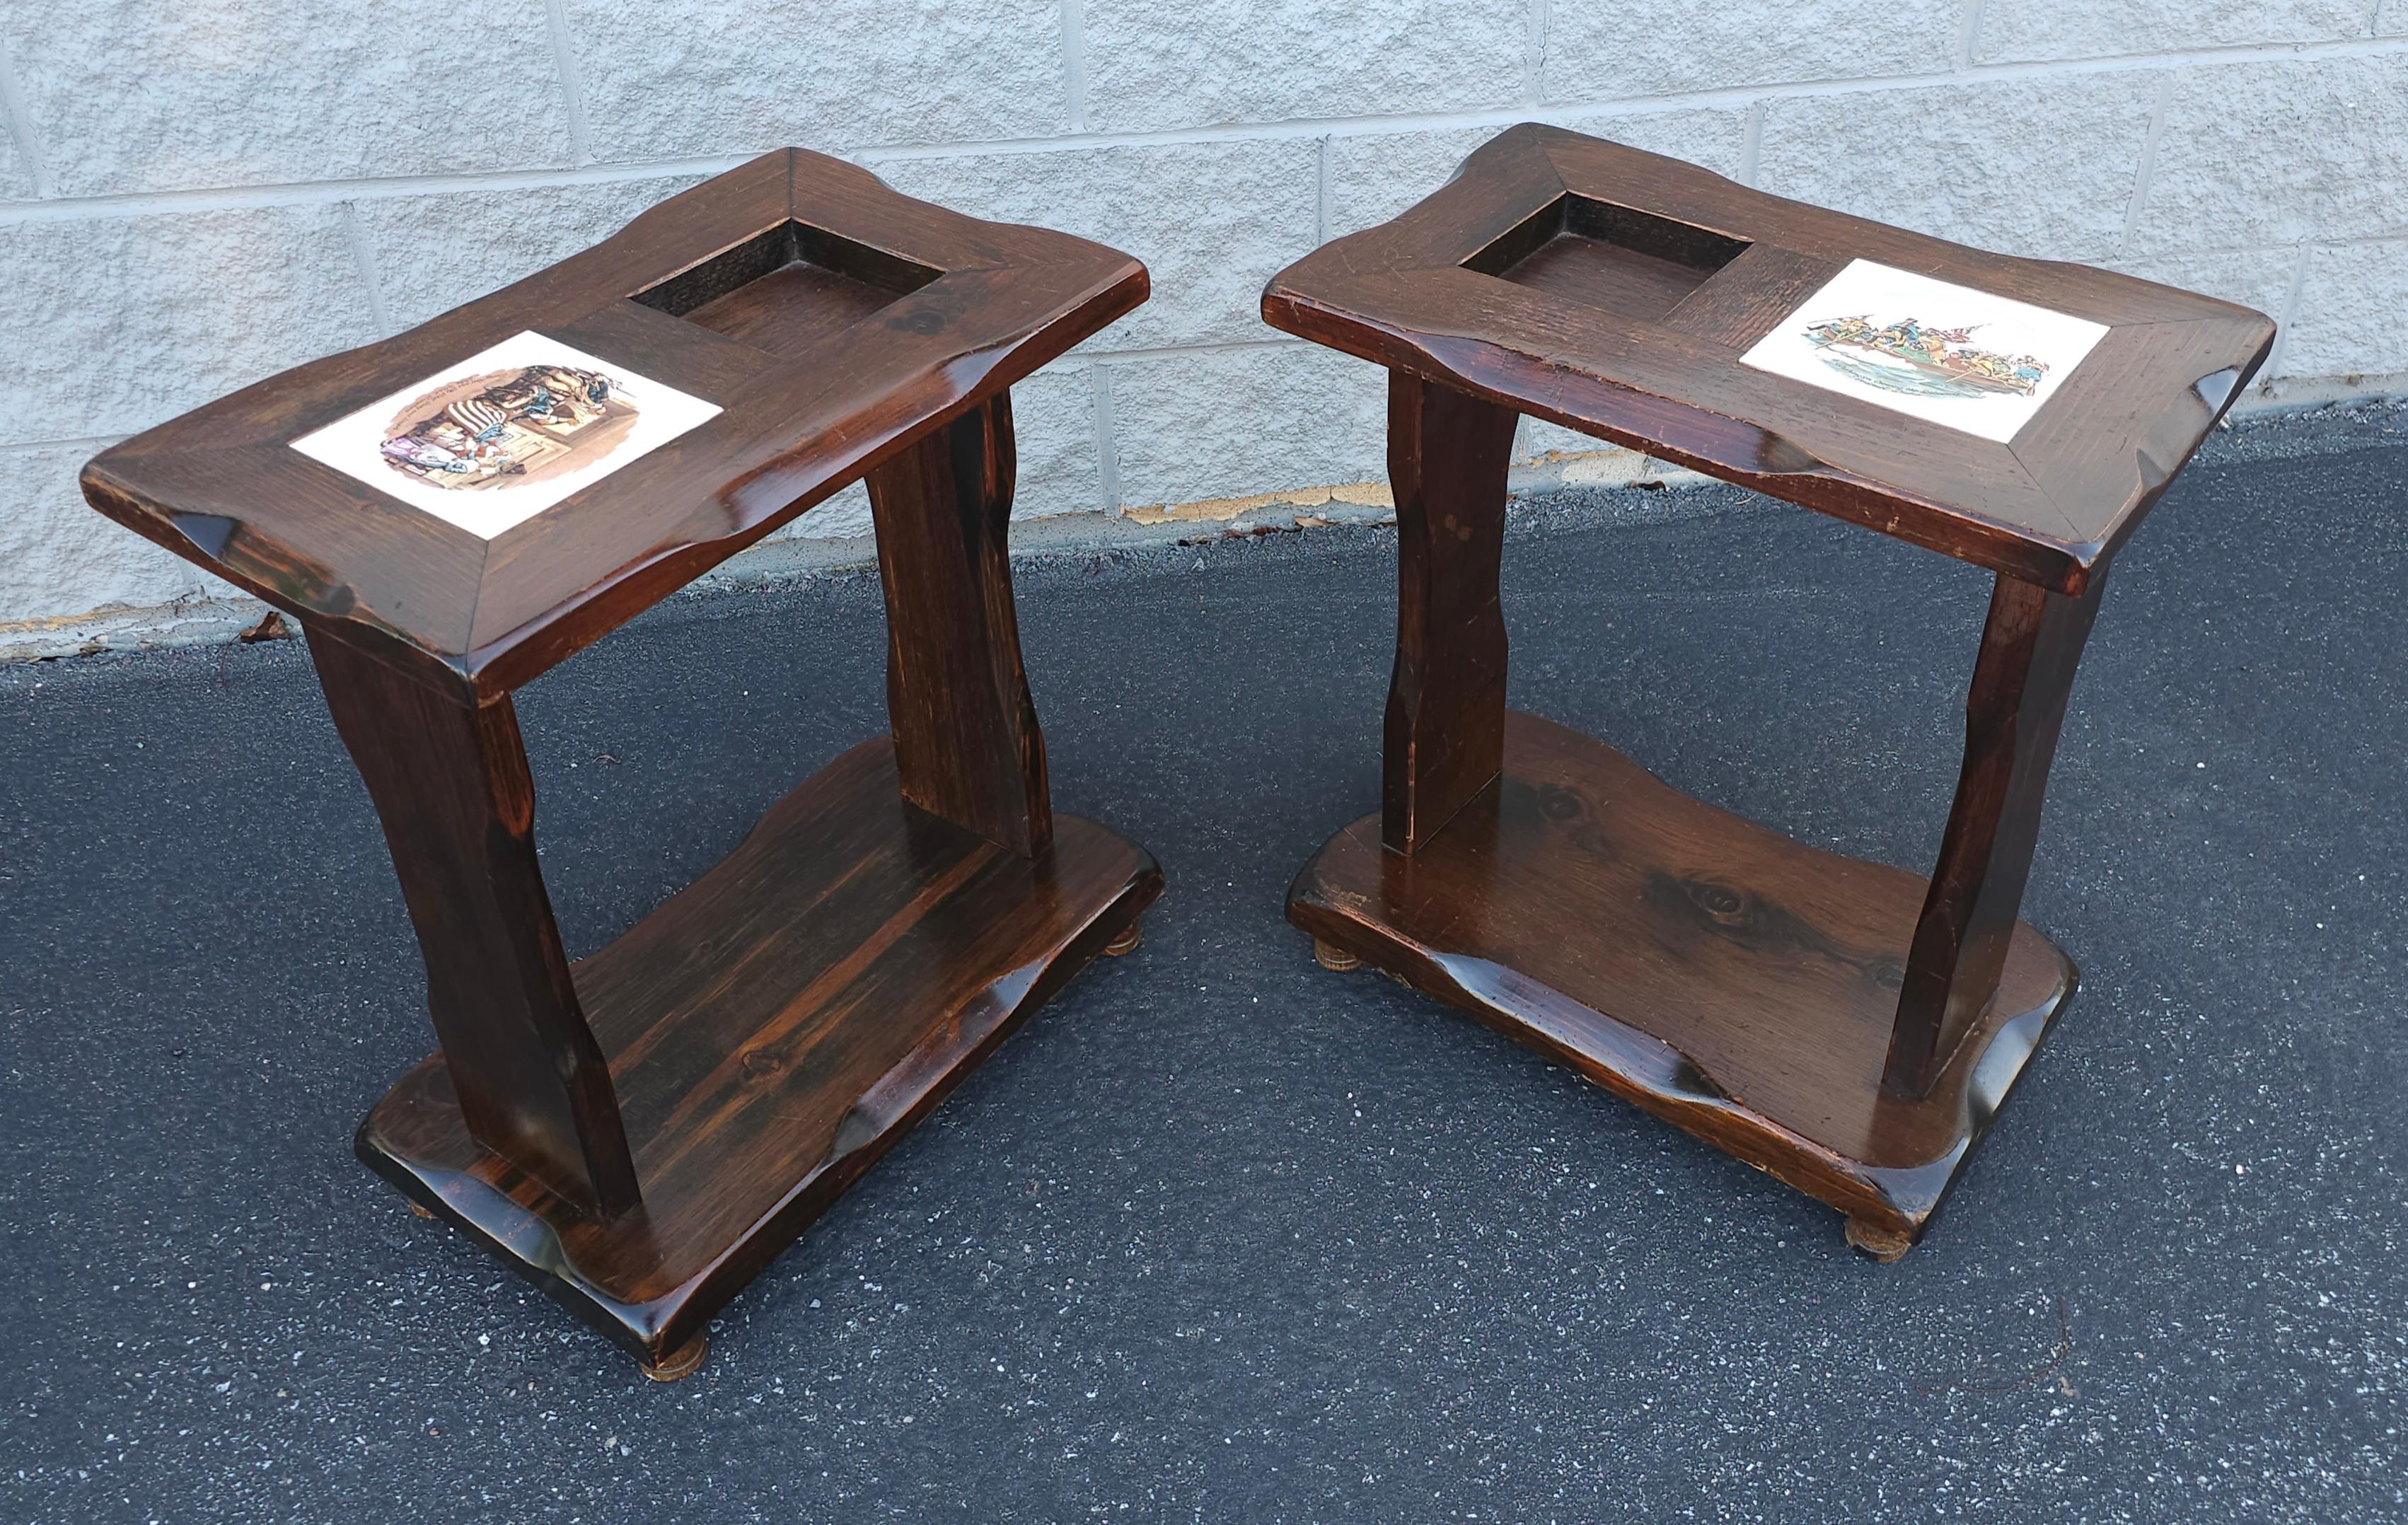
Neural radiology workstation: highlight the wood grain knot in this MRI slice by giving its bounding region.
[1685,879,1748,924]
[1534,784,1583,823]
[739,1049,786,1084]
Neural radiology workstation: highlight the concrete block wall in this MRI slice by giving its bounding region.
[3,3,2404,650]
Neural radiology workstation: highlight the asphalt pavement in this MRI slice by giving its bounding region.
[4,411,2403,1522]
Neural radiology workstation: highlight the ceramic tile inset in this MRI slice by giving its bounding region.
[290,332,722,538]
[1741,260,2107,443]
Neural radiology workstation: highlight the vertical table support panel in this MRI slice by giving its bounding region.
[1887,569,2108,1097]
[867,391,1053,858]
[1384,372,1522,854]
[306,629,641,1219]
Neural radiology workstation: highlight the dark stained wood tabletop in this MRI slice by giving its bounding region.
[81,148,1147,701]
[1263,123,2274,594]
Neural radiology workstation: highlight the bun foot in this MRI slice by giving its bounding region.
[407,1200,435,1219]
[1844,1217,1915,1263]
[1312,938,1362,973]
[641,1335,708,1383]
[1101,920,1142,957]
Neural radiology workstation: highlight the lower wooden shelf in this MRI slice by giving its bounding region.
[359,736,1160,1367]
[1287,710,2073,1252]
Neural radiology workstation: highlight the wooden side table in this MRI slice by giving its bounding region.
[82,150,1162,1376]
[1263,125,2273,1258]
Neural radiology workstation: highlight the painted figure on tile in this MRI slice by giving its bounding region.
[1802,314,2050,399]
[376,364,641,493]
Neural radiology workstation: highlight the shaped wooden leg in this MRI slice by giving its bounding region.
[1383,372,1521,854]
[867,390,1051,857]
[1885,570,2107,1097]
[308,630,639,1219]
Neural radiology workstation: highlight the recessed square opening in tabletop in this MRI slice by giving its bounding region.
[632,220,943,358]
[1464,195,1751,324]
